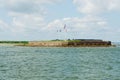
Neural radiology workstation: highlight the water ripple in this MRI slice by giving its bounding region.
[0,46,120,80]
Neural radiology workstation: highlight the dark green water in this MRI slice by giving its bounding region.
[0,46,120,80]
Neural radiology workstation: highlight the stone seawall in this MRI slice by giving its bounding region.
[27,40,112,47]
[28,41,68,47]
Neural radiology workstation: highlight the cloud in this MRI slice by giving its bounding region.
[46,16,108,33]
[0,20,9,32]
[10,14,46,34]
[0,0,63,34]
[46,16,120,41]
[0,0,62,15]
[73,0,120,15]
[0,0,119,41]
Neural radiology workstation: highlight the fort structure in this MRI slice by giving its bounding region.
[24,24,114,47]
[27,39,112,47]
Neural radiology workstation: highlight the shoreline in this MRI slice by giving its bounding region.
[0,43,26,46]
[0,43,115,47]
[0,39,116,47]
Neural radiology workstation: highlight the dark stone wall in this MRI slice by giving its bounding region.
[68,41,111,47]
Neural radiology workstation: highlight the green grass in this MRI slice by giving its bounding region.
[50,39,81,42]
[68,40,80,42]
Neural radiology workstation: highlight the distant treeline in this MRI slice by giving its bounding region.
[0,41,28,44]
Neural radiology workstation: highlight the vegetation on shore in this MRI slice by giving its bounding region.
[51,39,81,42]
[0,39,80,45]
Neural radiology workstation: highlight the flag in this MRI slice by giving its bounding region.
[59,29,61,32]
[57,30,61,32]
[64,24,66,29]
[64,24,67,32]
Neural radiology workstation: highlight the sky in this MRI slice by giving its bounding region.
[0,0,120,42]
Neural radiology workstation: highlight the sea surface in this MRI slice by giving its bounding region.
[0,45,120,80]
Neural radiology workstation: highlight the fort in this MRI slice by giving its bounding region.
[26,39,112,47]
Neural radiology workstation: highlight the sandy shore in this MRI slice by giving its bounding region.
[0,43,25,46]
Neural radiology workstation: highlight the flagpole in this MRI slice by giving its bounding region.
[64,24,67,41]
[56,24,68,41]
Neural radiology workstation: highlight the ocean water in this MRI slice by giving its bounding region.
[0,46,120,80]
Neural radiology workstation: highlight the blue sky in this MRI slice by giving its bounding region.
[0,0,120,42]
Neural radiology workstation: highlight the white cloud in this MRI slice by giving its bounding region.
[0,0,119,41]
[73,0,120,14]
[0,0,61,15]
[0,20,9,31]
[0,0,63,34]
[46,16,108,33]
[10,13,46,34]
[44,15,108,39]
[45,16,118,40]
